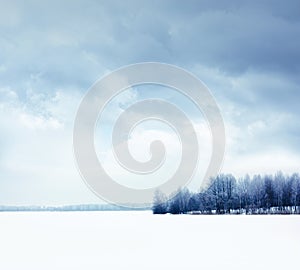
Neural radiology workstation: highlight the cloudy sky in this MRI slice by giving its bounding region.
[0,0,300,205]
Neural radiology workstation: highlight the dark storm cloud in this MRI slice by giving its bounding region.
[1,1,300,78]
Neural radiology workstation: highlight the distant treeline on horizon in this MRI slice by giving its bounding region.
[153,172,300,215]
[0,204,149,212]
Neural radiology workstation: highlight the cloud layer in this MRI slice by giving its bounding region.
[0,0,299,204]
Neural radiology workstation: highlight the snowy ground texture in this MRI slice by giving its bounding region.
[0,211,299,270]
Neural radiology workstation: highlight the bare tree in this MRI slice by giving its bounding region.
[152,189,168,214]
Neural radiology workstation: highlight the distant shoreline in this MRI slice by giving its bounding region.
[0,205,150,212]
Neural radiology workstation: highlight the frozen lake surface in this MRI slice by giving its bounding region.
[0,211,299,270]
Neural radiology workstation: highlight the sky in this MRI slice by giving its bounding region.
[0,0,300,205]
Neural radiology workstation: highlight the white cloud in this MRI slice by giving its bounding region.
[223,150,300,177]
[0,86,101,205]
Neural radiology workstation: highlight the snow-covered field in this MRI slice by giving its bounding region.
[0,211,299,270]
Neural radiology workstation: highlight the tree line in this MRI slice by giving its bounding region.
[152,172,300,214]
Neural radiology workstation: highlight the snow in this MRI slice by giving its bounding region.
[0,211,299,270]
